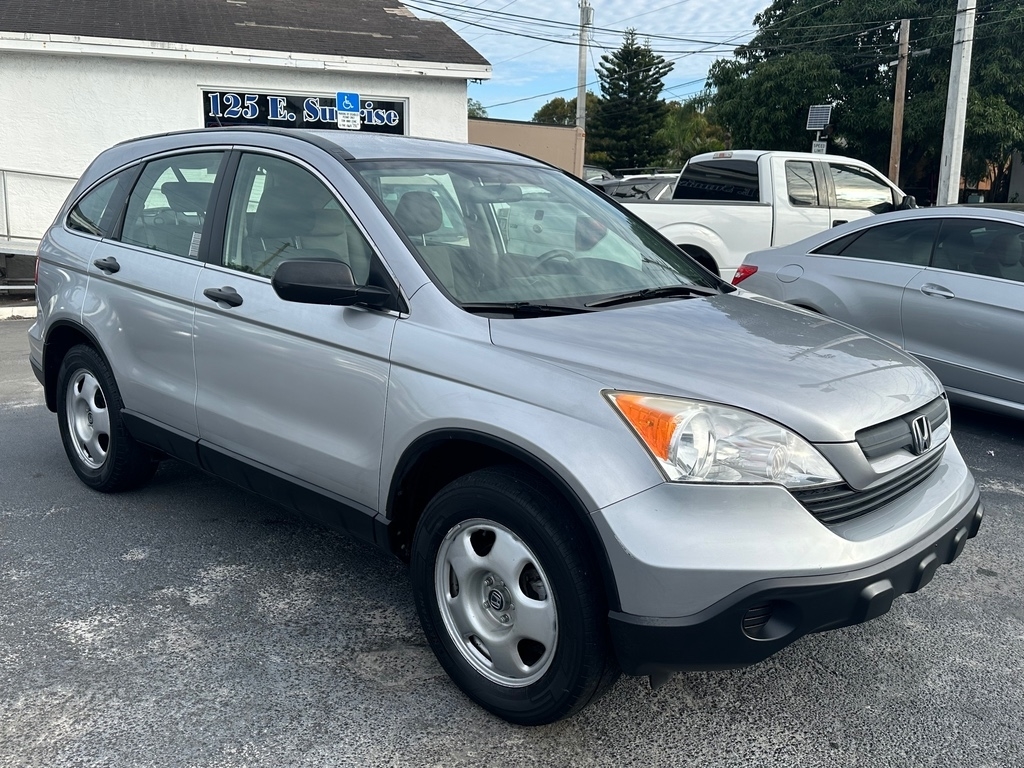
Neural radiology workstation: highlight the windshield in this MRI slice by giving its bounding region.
[353,160,720,309]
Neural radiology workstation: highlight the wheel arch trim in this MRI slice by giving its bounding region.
[386,428,622,611]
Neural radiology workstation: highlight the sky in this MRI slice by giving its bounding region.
[407,0,771,121]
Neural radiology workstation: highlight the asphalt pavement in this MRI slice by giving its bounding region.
[1,317,1022,767]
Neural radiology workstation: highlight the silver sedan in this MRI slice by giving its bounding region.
[735,207,1024,417]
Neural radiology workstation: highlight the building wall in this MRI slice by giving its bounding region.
[468,119,585,177]
[1,51,468,243]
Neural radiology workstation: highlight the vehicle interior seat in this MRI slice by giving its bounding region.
[243,185,342,276]
[394,191,455,289]
[978,232,1023,279]
[122,181,215,258]
[932,227,975,273]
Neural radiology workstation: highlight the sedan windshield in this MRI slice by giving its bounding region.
[352,160,721,309]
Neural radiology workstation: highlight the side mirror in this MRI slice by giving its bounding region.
[899,194,917,210]
[272,260,391,308]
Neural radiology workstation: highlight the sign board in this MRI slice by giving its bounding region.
[811,140,828,154]
[335,92,361,131]
[202,90,406,135]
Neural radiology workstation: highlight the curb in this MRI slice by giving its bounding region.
[0,305,37,320]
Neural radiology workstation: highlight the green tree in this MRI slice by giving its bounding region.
[468,98,488,119]
[707,0,1024,200]
[656,95,729,167]
[532,93,600,125]
[589,30,674,171]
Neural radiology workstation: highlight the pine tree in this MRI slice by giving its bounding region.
[589,30,674,171]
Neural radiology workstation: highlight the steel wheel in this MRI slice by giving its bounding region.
[434,518,558,687]
[56,345,157,492]
[411,466,618,724]
[64,368,111,470]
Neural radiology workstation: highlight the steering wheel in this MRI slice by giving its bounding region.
[530,249,577,273]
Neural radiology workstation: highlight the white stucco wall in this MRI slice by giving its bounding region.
[0,50,470,243]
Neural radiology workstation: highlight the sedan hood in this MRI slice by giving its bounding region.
[488,293,943,443]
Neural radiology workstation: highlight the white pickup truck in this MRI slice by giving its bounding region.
[618,150,915,281]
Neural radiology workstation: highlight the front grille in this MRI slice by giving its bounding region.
[792,446,945,525]
[856,396,948,459]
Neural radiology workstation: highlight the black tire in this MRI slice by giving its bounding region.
[56,344,158,492]
[411,465,618,725]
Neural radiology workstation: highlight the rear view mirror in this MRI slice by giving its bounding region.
[466,184,523,204]
[899,194,917,210]
[575,216,608,251]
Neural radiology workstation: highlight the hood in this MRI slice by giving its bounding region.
[488,293,942,443]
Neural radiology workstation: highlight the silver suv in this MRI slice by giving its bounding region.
[29,129,982,725]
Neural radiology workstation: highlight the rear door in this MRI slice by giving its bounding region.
[902,217,1024,405]
[768,156,831,246]
[84,150,226,435]
[793,218,937,346]
[192,149,398,511]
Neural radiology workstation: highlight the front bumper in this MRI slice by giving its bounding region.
[609,494,983,676]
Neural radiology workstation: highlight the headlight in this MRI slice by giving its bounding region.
[607,393,841,488]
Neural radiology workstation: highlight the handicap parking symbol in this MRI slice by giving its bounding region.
[336,92,361,130]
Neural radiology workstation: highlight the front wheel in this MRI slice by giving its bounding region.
[56,345,157,492]
[411,466,617,725]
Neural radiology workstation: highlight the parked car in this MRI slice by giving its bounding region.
[618,150,915,280]
[30,129,982,725]
[735,207,1024,417]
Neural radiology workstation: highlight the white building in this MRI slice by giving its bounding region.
[0,0,490,271]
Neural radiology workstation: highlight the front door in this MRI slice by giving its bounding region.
[192,151,397,511]
[902,217,1024,406]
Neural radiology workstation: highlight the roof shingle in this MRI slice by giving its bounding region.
[0,0,489,67]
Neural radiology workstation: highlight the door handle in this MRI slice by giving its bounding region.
[203,286,244,308]
[920,283,955,299]
[832,220,848,227]
[93,256,120,274]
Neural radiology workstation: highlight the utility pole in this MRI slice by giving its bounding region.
[576,0,592,130]
[888,19,910,184]
[937,0,977,206]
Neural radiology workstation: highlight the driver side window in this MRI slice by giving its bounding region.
[222,154,374,282]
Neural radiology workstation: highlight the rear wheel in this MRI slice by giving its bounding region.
[411,466,617,725]
[56,345,157,492]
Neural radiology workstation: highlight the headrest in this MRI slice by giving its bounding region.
[161,181,214,214]
[394,191,443,237]
[985,233,1022,267]
[939,228,973,250]
[309,208,349,237]
[252,186,315,238]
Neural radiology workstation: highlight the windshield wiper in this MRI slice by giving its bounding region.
[585,284,719,308]
[459,301,591,317]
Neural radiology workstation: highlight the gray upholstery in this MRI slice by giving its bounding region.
[394,191,443,237]
[161,181,214,215]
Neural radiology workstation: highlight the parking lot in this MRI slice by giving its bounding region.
[1,315,1022,767]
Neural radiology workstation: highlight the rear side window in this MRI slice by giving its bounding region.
[672,160,759,202]
[785,161,819,207]
[815,220,938,265]
[66,170,134,237]
[119,152,224,259]
[933,218,1024,281]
